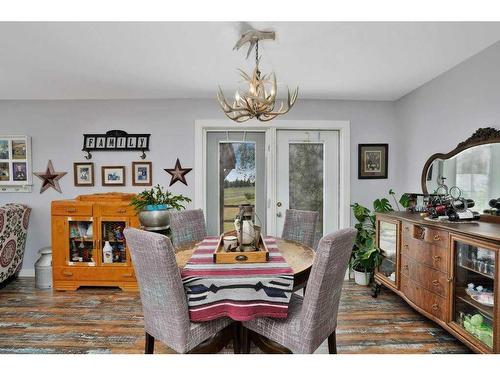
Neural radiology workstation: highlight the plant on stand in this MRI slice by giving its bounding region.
[130,184,191,230]
[351,189,409,286]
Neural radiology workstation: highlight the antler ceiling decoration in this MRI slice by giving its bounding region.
[217,28,299,123]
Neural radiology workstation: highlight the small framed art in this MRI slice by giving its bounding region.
[0,135,32,192]
[102,166,126,186]
[73,162,95,187]
[132,161,152,186]
[358,143,388,179]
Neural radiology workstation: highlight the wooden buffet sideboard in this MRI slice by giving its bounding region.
[374,212,500,353]
[52,193,139,291]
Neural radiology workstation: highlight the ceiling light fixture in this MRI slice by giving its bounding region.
[217,29,298,123]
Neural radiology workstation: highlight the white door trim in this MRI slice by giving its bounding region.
[194,119,351,234]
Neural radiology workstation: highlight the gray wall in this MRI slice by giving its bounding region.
[0,98,399,273]
[396,41,500,193]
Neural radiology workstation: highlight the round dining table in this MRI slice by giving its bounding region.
[175,237,315,291]
[174,237,315,353]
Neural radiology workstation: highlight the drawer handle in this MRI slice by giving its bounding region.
[403,265,409,270]
[433,255,441,262]
[66,208,77,213]
[117,209,127,214]
[403,244,409,249]
[433,234,441,241]
[404,226,410,231]
[63,271,73,276]
[431,304,439,311]
[235,255,248,262]
[432,280,440,286]
[122,273,133,278]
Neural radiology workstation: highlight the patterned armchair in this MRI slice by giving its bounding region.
[0,204,31,285]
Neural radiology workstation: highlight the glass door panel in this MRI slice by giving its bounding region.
[100,220,128,265]
[288,143,324,242]
[219,142,256,233]
[377,220,398,283]
[453,239,495,350]
[68,219,95,265]
[206,132,266,236]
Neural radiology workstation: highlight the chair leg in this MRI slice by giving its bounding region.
[327,331,337,354]
[145,332,155,354]
[240,326,250,354]
[232,323,241,354]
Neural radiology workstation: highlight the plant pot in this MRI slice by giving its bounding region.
[353,269,372,286]
[139,209,170,231]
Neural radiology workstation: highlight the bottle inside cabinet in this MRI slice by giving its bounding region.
[68,220,95,265]
[454,240,495,349]
[101,221,127,264]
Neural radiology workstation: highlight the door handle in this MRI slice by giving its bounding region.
[276,201,282,207]
[276,212,282,217]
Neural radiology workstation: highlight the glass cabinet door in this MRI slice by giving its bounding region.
[377,220,398,285]
[100,219,128,265]
[68,219,95,265]
[453,238,496,350]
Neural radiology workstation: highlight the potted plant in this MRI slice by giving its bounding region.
[130,184,192,230]
[351,189,409,285]
[351,247,381,286]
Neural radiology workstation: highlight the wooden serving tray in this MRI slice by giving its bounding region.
[213,230,269,264]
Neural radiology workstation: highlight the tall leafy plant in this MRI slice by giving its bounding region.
[351,189,409,273]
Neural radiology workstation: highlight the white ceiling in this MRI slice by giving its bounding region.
[1,22,500,101]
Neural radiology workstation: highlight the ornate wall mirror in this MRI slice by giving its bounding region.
[421,127,500,216]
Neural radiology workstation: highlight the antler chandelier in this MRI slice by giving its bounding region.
[217,29,298,123]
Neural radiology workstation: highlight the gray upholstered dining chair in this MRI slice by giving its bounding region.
[241,228,356,354]
[124,227,234,354]
[169,209,208,248]
[281,209,319,249]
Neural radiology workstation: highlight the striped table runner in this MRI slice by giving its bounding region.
[180,236,294,322]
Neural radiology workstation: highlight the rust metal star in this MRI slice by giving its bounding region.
[34,160,67,193]
[164,159,192,186]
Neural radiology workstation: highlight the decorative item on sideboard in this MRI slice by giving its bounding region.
[130,184,192,231]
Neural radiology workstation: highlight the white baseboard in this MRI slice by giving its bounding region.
[19,268,35,277]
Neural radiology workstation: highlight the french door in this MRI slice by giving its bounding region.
[202,127,342,240]
[275,130,340,246]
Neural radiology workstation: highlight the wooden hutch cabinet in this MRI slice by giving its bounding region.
[374,212,500,353]
[51,193,140,291]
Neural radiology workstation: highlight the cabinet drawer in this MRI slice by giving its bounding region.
[400,275,448,321]
[405,223,449,249]
[97,205,135,216]
[401,255,449,297]
[54,266,135,281]
[401,237,448,273]
[52,203,93,216]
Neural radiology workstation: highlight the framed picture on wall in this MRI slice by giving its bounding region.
[132,161,152,186]
[0,135,32,192]
[73,162,95,187]
[102,166,126,186]
[358,143,388,179]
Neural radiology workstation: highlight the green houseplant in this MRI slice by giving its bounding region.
[130,185,191,230]
[351,189,409,285]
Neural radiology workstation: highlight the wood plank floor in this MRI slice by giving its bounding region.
[0,278,470,354]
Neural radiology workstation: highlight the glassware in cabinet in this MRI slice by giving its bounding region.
[452,237,496,350]
[67,219,95,265]
[376,219,399,285]
[100,219,128,265]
